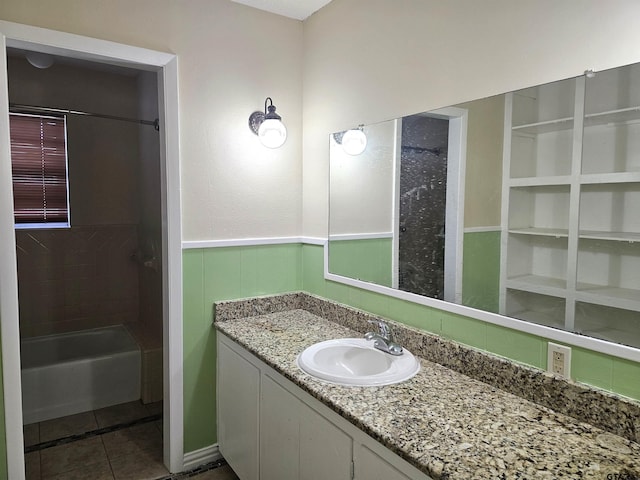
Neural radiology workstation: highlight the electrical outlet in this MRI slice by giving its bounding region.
[547,342,571,378]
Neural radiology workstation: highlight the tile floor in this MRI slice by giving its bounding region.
[23,401,239,480]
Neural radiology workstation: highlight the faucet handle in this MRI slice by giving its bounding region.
[367,319,392,340]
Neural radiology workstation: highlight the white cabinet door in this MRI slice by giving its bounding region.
[299,403,352,480]
[261,372,352,480]
[260,373,301,480]
[218,334,431,480]
[353,438,430,480]
[217,339,260,480]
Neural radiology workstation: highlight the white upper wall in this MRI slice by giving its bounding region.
[5,1,640,241]
[0,0,304,241]
[302,0,640,237]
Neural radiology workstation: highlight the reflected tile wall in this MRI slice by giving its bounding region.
[399,115,449,299]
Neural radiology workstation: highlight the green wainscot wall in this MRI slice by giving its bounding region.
[462,230,500,313]
[182,242,640,456]
[0,327,6,480]
[182,244,303,453]
[328,238,392,287]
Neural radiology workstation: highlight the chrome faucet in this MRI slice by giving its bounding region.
[365,320,403,356]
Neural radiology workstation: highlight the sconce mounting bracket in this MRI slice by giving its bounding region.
[249,111,265,135]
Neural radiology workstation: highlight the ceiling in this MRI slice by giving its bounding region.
[8,1,335,73]
[230,0,333,20]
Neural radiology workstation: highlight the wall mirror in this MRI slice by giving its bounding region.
[328,61,640,356]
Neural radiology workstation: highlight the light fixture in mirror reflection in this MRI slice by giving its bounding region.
[332,126,368,155]
[328,61,640,352]
[330,108,466,304]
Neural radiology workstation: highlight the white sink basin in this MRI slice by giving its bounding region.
[297,338,420,386]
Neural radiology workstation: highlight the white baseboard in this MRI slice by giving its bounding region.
[183,444,222,471]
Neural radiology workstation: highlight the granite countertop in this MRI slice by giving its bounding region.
[214,294,640,480]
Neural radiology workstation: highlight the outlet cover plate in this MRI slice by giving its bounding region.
[547,342,571,378]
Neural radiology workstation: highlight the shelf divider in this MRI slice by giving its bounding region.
[512,117,574,135]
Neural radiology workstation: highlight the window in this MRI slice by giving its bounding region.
[9,113,70,228]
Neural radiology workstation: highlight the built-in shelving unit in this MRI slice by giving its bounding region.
[500,63,640,348]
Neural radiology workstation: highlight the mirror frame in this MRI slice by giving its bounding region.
[324,89,640,364]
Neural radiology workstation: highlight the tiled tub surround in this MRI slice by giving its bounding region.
[15,225,140,338]
[126,322,164,404]
[214,292,640,479]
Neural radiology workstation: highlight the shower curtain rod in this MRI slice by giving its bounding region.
[9,103,160,131]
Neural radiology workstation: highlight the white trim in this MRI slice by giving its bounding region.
[0,21,183,477]
[499,93,513,315]
[383,107,468,304]
[328,232,393,241]
[0,20,172,68]
[464,226,501,233]
[0,32,25,479]
[301,236,326,246]
[183,237,301,249]
[182,236,327,249]
[183,444,223,471]
[159,56,184,472]
[392,118,401,290]
[432,106,467,305]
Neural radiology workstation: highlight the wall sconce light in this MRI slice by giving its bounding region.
[249,97,287,148]
[333,125,367,155]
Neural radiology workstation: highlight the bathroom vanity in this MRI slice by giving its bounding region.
[214,293,640,480]
[218,332,430,480]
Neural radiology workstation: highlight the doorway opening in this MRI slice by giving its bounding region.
[392,107,467,304]
[0,21,183,478]
[7,48,167,476]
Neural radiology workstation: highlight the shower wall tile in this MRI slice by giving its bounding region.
[15,225,140,338]
[141,348,163,404]
[137,237,163,340]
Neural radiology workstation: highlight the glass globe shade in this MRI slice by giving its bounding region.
[26,52,54,69]
[341,129,367,155]
[258,119,287,149]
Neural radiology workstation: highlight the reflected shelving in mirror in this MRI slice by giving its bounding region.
[327,61,640,357]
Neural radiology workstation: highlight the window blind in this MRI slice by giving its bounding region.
[9,113,69,225]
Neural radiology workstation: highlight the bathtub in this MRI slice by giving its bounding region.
[20,325,141,425]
